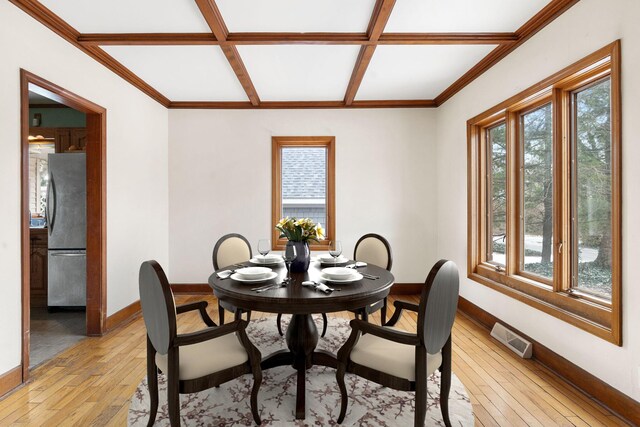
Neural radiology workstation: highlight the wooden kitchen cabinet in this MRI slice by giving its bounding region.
[30,228,48,308]
[29,127,86,153]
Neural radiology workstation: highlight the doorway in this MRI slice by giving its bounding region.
[20,70,106,381]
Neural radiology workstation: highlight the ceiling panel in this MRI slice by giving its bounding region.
[102,46,249,101]
[356,45,497,100]
[237,45,360,101]
[216,0,376,32]
[38,0,211,33]
[385,0,552,32]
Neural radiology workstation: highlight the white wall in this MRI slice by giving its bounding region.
[168,109,437,284]
[435,0,640,400]
[0,3,170,374]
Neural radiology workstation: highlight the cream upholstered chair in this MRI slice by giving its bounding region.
[336,260,459,427]
[139,260,262,426]
[212,233,253,324]
[349,233,393,324]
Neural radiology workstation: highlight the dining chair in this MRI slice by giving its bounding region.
[212,233,253,325]
[139,260,262,426]
[349,233,393,324]
[336,259,459,427]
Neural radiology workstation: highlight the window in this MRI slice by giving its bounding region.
[28,141,55,218]
[468,41,621,344]
[272,136,335,250]
[487,122,507,266]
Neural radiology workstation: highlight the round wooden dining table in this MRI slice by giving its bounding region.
[208,260,394,420]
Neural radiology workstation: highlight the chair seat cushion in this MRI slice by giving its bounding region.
[350,327,442,381]
[156,332,249,380]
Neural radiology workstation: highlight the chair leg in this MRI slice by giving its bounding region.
[336,363,348,424]
[167,349,181,427]
[415,347,428,427]
[218,302,225,325]
[440,338,453,427]
[362,310,369,322]
[146,338,158,427]
[321,313,328,338]
[246,310,252,322]
[276,313,284,336]
[381,297,388,325]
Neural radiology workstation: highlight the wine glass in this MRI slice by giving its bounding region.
[283,244,297,282]
[258,239,271,262]
[329,241,342,264]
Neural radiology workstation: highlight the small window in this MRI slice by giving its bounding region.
[272,137,335,250]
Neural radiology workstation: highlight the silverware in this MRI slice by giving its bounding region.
[255,282,287,293]
[360,272,379,279]
[251,282,279,291]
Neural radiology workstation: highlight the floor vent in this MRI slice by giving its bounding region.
[490,323,533,358]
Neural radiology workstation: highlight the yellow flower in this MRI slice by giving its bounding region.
[277,217,292,229]
[315,223,325,240]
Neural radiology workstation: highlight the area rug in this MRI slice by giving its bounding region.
[128,316,473,426]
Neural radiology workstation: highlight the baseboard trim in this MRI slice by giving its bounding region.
[457,297,640,426]
[170,283,422,295]
[0,366,22,399]
[171,284,212,294]
[106,300,141,331]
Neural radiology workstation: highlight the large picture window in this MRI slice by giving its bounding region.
[272,136,335,250]
[468,41,621,344]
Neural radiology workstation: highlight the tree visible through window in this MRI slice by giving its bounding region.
[487,123,507,265]
[573,78,612,298]
[521,103,553,280]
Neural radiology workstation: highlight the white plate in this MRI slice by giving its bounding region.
[256,253,283,261]
[320,272,363,283]
[317,256,349,265]
[235,266,272,280]
[230,271,279,283]
[250,257,284,266]
[322,267,356,280]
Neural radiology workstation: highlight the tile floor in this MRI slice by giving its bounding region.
[29,307,85,368]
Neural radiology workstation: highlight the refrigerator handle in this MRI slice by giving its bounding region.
[47,171,57,234]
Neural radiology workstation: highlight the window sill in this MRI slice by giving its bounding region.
[468,270,620,345]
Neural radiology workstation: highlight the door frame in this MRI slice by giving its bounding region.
[20,69,107,381]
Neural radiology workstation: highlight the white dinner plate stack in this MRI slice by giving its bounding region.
[317,254,349,265]
[320,267,363,283]
[250,254,285,266]
[232,267,278,282]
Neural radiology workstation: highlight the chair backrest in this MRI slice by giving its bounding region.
[417,260,459,354]
[353,233,393,271]
[212,233,253,270]
[139,260,177,355]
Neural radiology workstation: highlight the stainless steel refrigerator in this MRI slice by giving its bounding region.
[46,153,86,308]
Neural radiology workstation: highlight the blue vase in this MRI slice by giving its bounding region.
[288,240,310,272]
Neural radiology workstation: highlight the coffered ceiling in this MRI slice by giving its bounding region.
[11,0,579,109]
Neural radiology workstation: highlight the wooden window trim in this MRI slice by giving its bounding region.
[271,136,335,251]
[467,41,621,345]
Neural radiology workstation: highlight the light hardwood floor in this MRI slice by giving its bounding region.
[0,294,629,426]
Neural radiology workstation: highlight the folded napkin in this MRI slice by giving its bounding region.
[216,270,232,279]
[315,283,334,294]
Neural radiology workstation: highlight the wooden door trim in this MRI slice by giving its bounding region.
[20,69,107,383]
